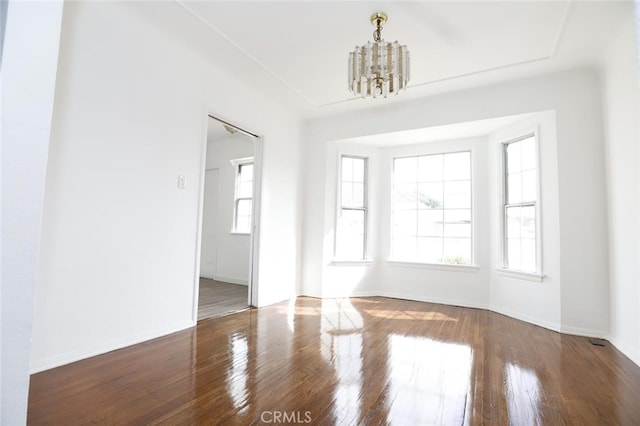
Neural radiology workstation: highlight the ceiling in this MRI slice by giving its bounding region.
[160,1,630,118]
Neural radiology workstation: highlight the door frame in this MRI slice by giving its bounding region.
[192,114,262,323]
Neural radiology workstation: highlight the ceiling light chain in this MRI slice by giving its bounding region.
[372,14,383,42]
[348,12,410,99]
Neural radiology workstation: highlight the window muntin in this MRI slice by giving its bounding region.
[503,135,537,272]
[335,156,367,260]
[233,161,253,234]
[391,151,472,265]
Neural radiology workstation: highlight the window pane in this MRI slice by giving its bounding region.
[236,200,252,233]
[444,210,471,238]
[503,136,538,273]
[234,161,254,234]
[506,142,521,173]
[237,199,252,216]
[444,152,470,181]
[521,206,536,239]
[352,182,364,207]
[506,206,521,239]
[341,157,353,182]
[352,157,365,183]
[418,182,443,209]
[444,181,471,209]
[342,181,364,208]
[418,155,442,182]
[336,209,365,259]
[341,182,353,206]
[418,210,443,237]
[418,237,442,263]
[394,183,417,209]
[240,164,254,182]
[239,181,253,198]
[521,169,536,202]
[521,137,536,171]
[394,210,417,236]
[392,151,472,264]
[443,238,470,264]
[507,172,522,204]
[394,157,418,183]
[336,156,368,259]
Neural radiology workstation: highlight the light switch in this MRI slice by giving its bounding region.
[177,175,186,189]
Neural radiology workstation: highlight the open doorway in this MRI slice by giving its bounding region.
[196,115,260,320]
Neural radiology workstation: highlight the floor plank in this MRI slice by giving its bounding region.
[198,278,248,320]
[28,297,640,425]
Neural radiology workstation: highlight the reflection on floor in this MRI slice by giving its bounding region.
[198,278,248,320]
[27,297,640,424]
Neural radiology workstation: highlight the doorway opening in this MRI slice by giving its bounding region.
[195,115,261,321]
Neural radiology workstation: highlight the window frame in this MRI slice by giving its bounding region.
[334,154,369,261]
[500,132,543,277]
[389,149,474,266]
[231,157,254,235]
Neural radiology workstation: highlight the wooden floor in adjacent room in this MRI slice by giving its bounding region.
[28,297,640,425]
[198,278,248,320]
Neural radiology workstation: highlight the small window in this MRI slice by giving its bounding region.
[335,156,368,260]
[503,135,538,272]
[391,151,472,265]
[233,159,253,234]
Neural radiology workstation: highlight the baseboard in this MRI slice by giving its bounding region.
[374,290,490,311]
[319,290,380,299]
[489,305,562,334]
[560,324,607,339]
[212,275,248,286]
[29,320,195,374]
[609,337,640,368]
[297,290,613,342]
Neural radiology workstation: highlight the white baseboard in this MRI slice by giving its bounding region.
[213,274,248,286]
[375,290,490,311]
[609,337,640,368]
[560,324,607,339]
[29,320,195,374]
[490,305,562,334]
[300,290,610,341]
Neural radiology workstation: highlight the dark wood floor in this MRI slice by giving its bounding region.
[28,297,640,425]
[198,278,248,320]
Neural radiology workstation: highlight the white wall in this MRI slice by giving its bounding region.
[302,66,609,336]
[1,1,64,422]
[201,131,253,285]
[603,10,640,366]
[30,1,300,373]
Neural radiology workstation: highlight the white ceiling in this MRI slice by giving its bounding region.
[162,0,630,118]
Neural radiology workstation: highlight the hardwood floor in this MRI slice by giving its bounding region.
[28,297,640,425]
[198,278,248,320]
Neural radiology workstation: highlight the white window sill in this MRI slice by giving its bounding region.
[496,268,545,282]
[386,260,480,273]
[230,231,250,236]
[330,259,374,266]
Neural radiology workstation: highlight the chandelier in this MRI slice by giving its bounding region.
[348,12,410,98]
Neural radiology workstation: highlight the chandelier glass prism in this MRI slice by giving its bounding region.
[348,12,410,98]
